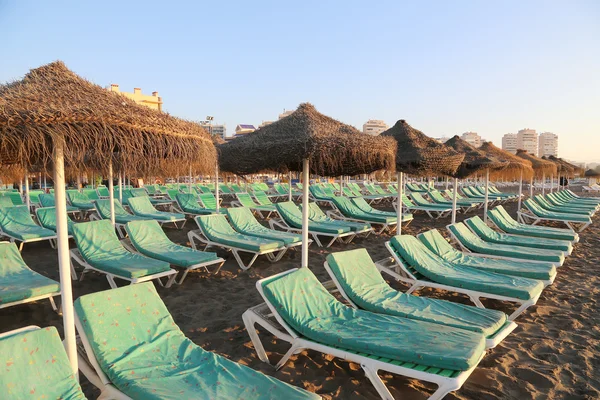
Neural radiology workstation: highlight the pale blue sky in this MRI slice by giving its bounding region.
[1,1,598,161]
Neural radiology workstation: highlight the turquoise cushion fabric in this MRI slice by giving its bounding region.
[409,193,452,210]
[73,220,171,279]
[0,205,56,240]
[0,242,60,305]
[197,215,283,252]
[390,235,544,301]
[276,202,350,234]
[306,203,371,232]
[331,197,395,224]
[326,249,507,337]
[39,194,79,212]
[237,193,276,211]
[36,207,76,235]
[94,199,150,224]
[176,193,213,215]
[2,192,24,205]
[128,196,184,221]
[534,196,592,216]
[262,268,486,371]
[0,327,86,399]
[75,283,317,399]
[66,191,95,210]
[126,220,220,267]
[227,207,301,245]
[488,206,578,242]
[448,223,565,264]
[525,200,591,223]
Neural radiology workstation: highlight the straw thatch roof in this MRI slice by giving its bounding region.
[218,103,396,176]
[584,169,600,178]
[444,135,507,179]
[380,120,464,177]
[0,61,216,174]
[542,156,583,177]
[515,149,557,178]
[479,141,533,179]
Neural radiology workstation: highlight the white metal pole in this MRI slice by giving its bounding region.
[24,169,30,211]
[339,176,343,196]
[288,171,292,201]
[530,174,534,198]
[396,171,403,235]
[517,170,523,212]
[189,165,192,192]
[483,169,490,222]
[52,141,78,375]
[445,176,449,190]
[119,171,123,202]
[43,171,47,191]
[19,178,23,194]
[215,160,220,213]
[108,162,115,226]
[452,178,458,224]
[301,159,310,268]
[542,173,546,195]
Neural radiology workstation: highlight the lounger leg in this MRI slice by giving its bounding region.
[275,341,304,371]
[48,296,58,312]
[325,235,338,248]
[18,241,24,252]
[164,273,177,288]
[507,300,533,321]
[270,249,287,262]
[405,282,421,295]
[429,384,457,400]
[361,365,394,400]
[242,311,270,363]
[469,295,485,308]
[312,234,323,247]
[106,275,118,289]
[232,250,259,270]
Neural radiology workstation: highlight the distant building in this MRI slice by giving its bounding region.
[362,120,389,136]
[235,124,256,137]
[435,136,450,143]
[107,84,162,112]
[200,122,227,140]
[259,121,274,128]
[517,128,538,156]
[502,133,518,154]
[461,131,482,147]
[538,132,558,157]
[278,110,294,120]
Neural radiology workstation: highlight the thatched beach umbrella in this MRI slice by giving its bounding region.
[219,103,395,267]
[380,120,464,232]
[444,136,507,223]
[0,61,216,374]
[584,169,600,186]
[515,150,557,197]
[542,156,575,192]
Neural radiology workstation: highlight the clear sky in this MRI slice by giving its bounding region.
[1,1,599,162]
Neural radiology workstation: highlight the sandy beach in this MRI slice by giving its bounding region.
[1,186,598,400]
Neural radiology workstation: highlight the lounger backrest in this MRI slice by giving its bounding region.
[322,186,336,197]
[273,183,286,195]
[130,188,148,198]
[236,193,257,207]
[176,193,201,212]
[196,215,238,238]
[417,229,459,258]
[401,195,415,207]
[226,207,262,232]
[0,241,31,275]
[126,219,171,249]
[199,193,218,209]
[94,199,131,219]
[351,197,373,213]
[27,190,44,204]
[82,188,100,200]
[97,187,110,197]
[309,185,328,199]
[67,190,91,205]
[35,207,75,233]
[447,222,485,245]
[165,189,179,200]
[72,220,130,262]
[253,191,272,205]
[409,192,431,205]
[524,199,544,215]
[275,201,303,228]
[331,196,364,216]
[259,182,269,191]
[0,205,39,230]
[38,193,56,207]
[197,185,211,193]
[127,196,156,214]
[219,184,232,194]
[2,192,24,205]
[306,202,327,221]
[464,216,501,240]
[0,326,85,399]
[428,190,447,202]
[0,196,14,208]
[341,187,355,197]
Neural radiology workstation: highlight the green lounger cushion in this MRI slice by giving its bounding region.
[389,235,544,301]
[66,191,95,210]
[197,215,283,252]
[128,196,185,221]
[237,193,276,212]
[75,283,317,400]
[126,220,220,267]
[0,196,15,208]
[0,242,60,305]
[82,188,100,201]
[0,327,86,399]
[326,249,507,337]
[409,193,452,210]
[39,194,79,212]
[419,229,557,281]
[97,187,110,197]
[465,216,572,254]
[448,223,565,264]
[534,196,592,216]
[262,267,486,371]
[0,205,56,241]
[352,197,414,222]
[489,206,579,242]
[331,196,395,224]
[2,192,24,205]
[253,191,275,205]
[176,193,214,215]
[428,191,477,207]
[36,207,76,235]
[306,203,371,232]
[524,200,592,223]
[227,207,301,245]
[94,199,150,224]
[73,220,171,279]
[275,202,351,234]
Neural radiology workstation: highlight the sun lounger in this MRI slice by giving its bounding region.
[427,190,479,212]
[198,193,224,213]
[130,187,172,207]
[96,186,110,198]
[406,183,427,192]
[306,202,374,234]
[243,267,487,399]
[175,193,216,217]
[70,220,176,288]
[308,185,334,205]
[0,195,15,208]
[1,191,24,206]
[82,188,100,201]
[418,229,557,285]
[533,195,593,217]
[66,190,96,217]
[399,195,450,219]
[324,248,516,348]
[234,193,277,218]
[563,189,600,204]
[39,193,79,216]
[382,235,545,320]
[351,197,414,226]
[227,207,304,248]
[328,196,397,234]
[93,199,151,238]
[35,206,76,235]
[545,192,597,213]
[75,283,318,400]
[0,242,61,311]
[519,199,592,232]
[127,196,186,229]
[447,222,566,265]
[189,215,287,270]
[0,205,57,251]
[0,326,86,399]
[125,220,224,284]
[253,190,281,206]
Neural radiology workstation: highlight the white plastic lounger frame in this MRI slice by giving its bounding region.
[268,217,370,248]
[0,289,60,312]
[0,228,58,252]
[518,205,590,233]
[243,269,484,400]
[325,207,396,235]
[398,202,452,220]
[69,248,177,289]
[380,243,540,321]
[486,213,579,245]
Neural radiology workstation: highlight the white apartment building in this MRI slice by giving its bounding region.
[278,110,294,120]
[517,128,538,155]
[461,131,482,147]
[502,133,518,154]
[538,132,558,157]
[362,120,389,136]
[200,122,226,140]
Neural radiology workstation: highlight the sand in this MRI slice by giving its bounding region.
[1,186,599,399]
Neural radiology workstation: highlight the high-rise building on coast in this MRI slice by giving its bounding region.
[538,132,558,157]
[200,122,226,140]
[362,120,389,136]
[502,133,518,154]
[107,84,162,112]
[461,131,482,147]
[517,129,538,155]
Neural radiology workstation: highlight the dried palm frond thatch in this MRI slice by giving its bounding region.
[542,156,582,177]
[515,150,557,178]
[444,135,507,179]
[584,169,600,178]
[0,61,216,174]
[380,120,464,177]
[218,103,396,176]
[479,141,533,180]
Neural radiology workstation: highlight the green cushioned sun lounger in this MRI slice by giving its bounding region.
[0,205,56,250]
[325,249,515,347]
[125,220,224,284]
[389,235,544,301]
[546,193,597,212]
[176,193,214,215]
[2,191,24,205]
[82,188,100,201]
[236,193,277,215]
[448,222,565,265]
[488,206,579,243]
[0,326,86,399]
[0,196,15,208]
[253,190,277,206]
[410,193,454,210]
[130,188,172,206]
[71,220,175,288]
[94,199,150,224]
[127,196,186,227]
[75,283,317,400]
[520,199,592,232]
[198,193,225,213]
[418,229,557,283]
[66,190,95,211]
[39,193,79,213]
[27,190,45,205]
[534,195,593,216]
[96,186,110,197]
[0,242,60,309]
[227,207,302,246]
[352,197,414,222]
[306,202,372,232]
[35,207,76,235]
[465,216,572,254]
[330,196,396,233]
[428,190,478,209]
